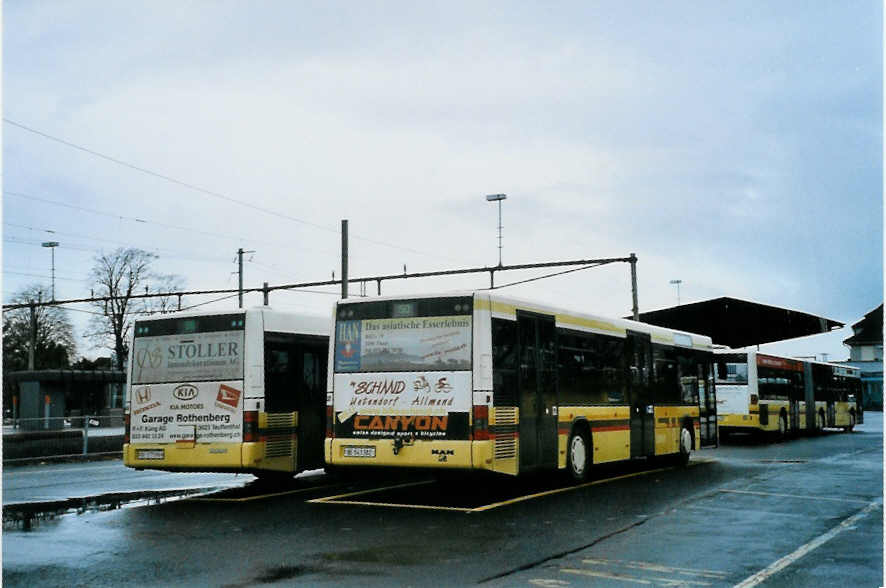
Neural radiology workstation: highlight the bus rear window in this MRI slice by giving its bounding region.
[334,297,473,373]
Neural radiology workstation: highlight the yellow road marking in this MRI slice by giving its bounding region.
[581,558,728,579]
[468,461,706,513]
[307,479,435,503]
[719,489,873,505]
[191,483,343,503]
[733,500,882,588]
[309,460,709,513]
[309,499,472,512]
[561,568,652,584]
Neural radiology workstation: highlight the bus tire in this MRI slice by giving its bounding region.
[254,470,293,485]
[778,413,788,441]
[677,427,692,467]
[567,429,591,482]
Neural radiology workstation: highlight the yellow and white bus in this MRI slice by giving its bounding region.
[326,292,718,480]
[124,308,329,478]
[715,350,862,438]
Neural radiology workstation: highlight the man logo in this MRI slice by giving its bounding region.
[136,387,151,404]
[173,384,199,401]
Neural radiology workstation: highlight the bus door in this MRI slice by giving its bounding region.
[264,335,327,472]
[789,372,801,432]
[626,331,655,458]
[517,312,558,472]
[296,343,327,472]
[803,363,815,432]
[698,361,718,447]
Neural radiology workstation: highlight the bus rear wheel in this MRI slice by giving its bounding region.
[677,427,692,466]
[567,430,590,482]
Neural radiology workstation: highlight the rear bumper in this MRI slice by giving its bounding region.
[326,438,493,470]
[123,442,263,471]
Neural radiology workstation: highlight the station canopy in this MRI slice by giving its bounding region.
[632,297,844,349]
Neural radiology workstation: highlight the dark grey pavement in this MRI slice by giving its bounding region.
[2,459,253,506]
[2,414,881,587]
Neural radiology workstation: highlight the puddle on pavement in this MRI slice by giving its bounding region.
[3,487,225,531]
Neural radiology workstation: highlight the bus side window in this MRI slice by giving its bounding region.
[265,345,295,412]
[492,318,518,406]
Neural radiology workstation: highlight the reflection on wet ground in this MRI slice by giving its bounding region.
[3,488,214,530]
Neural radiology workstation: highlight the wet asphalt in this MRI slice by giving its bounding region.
[2,413,882,587]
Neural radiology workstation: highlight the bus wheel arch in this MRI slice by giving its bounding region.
[566,421,592,482]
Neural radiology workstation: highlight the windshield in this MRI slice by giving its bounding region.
[334,297,472,373]
[131,314,245,384]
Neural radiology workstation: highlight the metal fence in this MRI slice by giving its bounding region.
[3,416,124,462]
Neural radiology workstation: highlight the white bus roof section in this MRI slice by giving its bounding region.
[134,307,330,337]
[259,308,329,336]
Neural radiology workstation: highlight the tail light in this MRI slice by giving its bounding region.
[124,413,131,444]
[326,406,334,438]
[472,405,490,441]
[750,394,759,405]
[243,410,258,442]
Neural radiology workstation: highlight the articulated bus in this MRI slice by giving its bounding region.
[124,308,329,478]
[326,292,718,481]
[714,350,862,439]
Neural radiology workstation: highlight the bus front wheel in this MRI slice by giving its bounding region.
[567,430,590,482]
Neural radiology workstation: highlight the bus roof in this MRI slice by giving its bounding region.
[337,291,713,350]
[714,348,861,376]
[134,306,330,337]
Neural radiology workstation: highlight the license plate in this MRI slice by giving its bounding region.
[137,449,165,460]
[343,446,375,458]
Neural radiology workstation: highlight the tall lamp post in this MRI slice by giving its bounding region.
[485,193,507,267]
[669,279,682,306]
[42,241,59,301]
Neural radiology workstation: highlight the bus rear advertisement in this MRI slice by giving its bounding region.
[124,308,329,477]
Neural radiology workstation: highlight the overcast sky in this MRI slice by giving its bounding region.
[3,1,882,361]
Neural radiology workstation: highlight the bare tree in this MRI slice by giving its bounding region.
[3,284,77,409]
[3,284,77,371]
[86,248,183,371]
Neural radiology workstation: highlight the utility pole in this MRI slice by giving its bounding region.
[341,220,349,299]
[28,298,37,370]
[41,241,59,301]
[630,253,639,321]
[236,248,255,308]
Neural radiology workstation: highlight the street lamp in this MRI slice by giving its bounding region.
[669,279,682,306]
[42,241,60,301]
[485,194,507,267]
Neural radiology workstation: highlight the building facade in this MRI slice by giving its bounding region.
[842,305,883,410]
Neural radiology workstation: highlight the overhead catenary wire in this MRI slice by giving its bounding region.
[4,119,469,263]
[4,190,344,258]
[3,256,635,312]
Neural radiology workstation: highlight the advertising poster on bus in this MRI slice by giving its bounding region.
[129,327,246,443]
[129,380,244,443]
[334,315,471,373]
[333,315,472,439]
[131,329,245,385]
